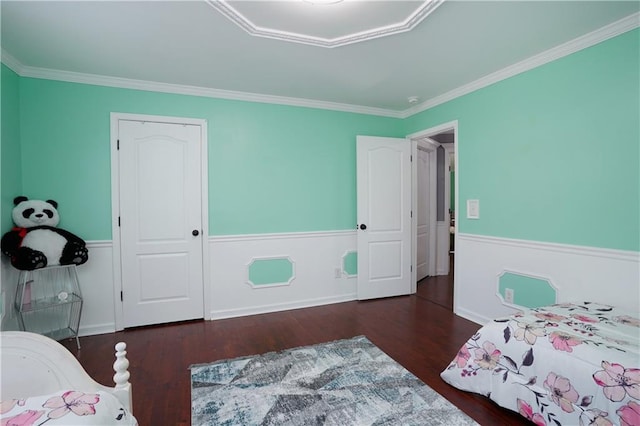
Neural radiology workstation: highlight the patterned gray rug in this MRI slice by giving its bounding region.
[190,335,478,425]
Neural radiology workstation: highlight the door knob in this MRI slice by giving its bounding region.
[192,229,200,236]
[359,224,367,230]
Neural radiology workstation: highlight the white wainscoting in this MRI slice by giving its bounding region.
[209,230,357,319]
[7,231,634,337]
[454,233,640,325]
[0,256,21,331]
[0,242,117,337]
[2,231,358,336]
[75,241,118,336]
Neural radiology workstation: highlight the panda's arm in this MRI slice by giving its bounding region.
[1,230,21,256]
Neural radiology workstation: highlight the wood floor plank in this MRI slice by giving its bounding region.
[62,286,529,425]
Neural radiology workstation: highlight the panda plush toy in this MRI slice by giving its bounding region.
[1,196,89,270]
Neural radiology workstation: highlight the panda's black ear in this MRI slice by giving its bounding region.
[46,200,58,209]
[13,196,28,205]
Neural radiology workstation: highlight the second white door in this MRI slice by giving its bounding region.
[356,136,412,300]
[118,119,204,328]
[416,146,432,281]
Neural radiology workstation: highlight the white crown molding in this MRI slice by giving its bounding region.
[400,11,640,118]
[207,0,443,49]
[458,233,640,263]
[2,12,637,119]
[3,57,401,118]
[1,50,24,75]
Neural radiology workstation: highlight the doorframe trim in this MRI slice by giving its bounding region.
[109,112,210,331]
[407,121,458,303]
[440,142,455,275]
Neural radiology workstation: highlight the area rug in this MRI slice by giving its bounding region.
[190,335,478,425]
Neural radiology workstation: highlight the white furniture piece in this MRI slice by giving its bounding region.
[0,331,137,425]
[14,265,83,349]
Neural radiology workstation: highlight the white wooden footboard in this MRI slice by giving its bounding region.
[0,331,133,412]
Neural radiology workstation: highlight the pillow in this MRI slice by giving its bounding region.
[1,390,137,425]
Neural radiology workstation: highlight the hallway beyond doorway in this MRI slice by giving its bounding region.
[416,254,454,310]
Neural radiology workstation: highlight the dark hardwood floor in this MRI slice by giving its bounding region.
[62,269,529,425]
[417,270,454,310]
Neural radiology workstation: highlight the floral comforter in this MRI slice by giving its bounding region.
[1,390,137,425]
[441,302,640,426]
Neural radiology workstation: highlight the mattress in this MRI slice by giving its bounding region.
[441,302,639,425]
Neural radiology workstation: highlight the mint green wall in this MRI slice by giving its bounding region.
[10,29,640,250]
[498,272,557,309]
[1,64,22,234]
[18,80,403,240]
[248,258,294,286]
[343,251,357,276]
[404,29,640,252]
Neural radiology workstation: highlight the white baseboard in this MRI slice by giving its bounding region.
[210,293,356,320]
[453,306,492,326]
[78,323,117,337]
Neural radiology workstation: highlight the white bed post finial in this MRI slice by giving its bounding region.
[113,342,133,412]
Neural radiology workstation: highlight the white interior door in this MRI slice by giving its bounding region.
[416,146,431,281]
[118,119,204,328]
[356,136,412,300]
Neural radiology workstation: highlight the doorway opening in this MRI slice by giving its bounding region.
[409,121,457,311]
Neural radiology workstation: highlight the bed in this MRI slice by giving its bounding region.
[441,302,639,426]
[1,331,137,425]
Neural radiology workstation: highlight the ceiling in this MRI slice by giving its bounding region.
[2,1,638,116]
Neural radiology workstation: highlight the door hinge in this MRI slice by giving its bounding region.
[410,210,413,218]
[117,139,120,150]
[410,154,413,162]
[120,291,123,302]
[118,216,121,227]
[410,265,413,272]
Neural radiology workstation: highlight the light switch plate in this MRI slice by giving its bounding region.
[467,199,480,219]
